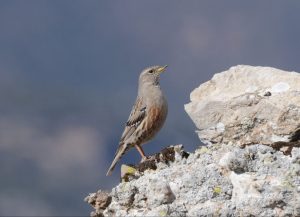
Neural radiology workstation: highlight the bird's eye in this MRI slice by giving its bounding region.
[148,69,154,74]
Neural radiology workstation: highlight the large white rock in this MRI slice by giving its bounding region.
[185,65,300,146]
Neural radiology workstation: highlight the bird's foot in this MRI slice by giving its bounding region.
[140,155,155,163]
[140,156,147,163]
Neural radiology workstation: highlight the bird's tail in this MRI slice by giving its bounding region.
[106,143,128,176]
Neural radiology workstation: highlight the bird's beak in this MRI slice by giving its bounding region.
[157,65,168,74]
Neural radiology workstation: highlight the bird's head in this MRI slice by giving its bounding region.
[139,65,168,86]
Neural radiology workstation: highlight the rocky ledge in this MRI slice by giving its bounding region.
[85,65,300,217]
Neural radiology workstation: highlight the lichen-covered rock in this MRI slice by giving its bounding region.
[185,65,300,146]
[86,65,300,216]
[86,144,300,216]
[84,191,112,217]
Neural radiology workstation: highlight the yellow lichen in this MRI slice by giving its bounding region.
[199,146,209,154]
[213,186,222,194]
[159,210,167,216]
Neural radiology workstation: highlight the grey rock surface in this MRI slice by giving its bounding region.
[185,65,300,146]
[86,144,300,216]
[86,66,300,216]
[84,190,111,217]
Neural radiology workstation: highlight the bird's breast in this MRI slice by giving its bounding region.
[138,101,167,142]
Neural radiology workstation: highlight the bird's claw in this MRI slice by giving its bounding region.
[140,155,155,163]
[140,156,148,163]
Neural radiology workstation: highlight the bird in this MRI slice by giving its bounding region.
[106,65,168,176]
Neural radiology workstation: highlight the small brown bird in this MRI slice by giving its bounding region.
[106,65,168,176]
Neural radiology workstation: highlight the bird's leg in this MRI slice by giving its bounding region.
[135,145,147,161]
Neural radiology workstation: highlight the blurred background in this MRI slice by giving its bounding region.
[0,0,300,215]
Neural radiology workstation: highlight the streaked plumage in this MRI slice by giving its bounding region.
[106,65,168,176]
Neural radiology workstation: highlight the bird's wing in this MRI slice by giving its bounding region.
[106,98,146,176]
[120,97,146,142]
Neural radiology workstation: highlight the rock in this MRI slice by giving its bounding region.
[270,141,300,155]
[87,144,300,216]
[120,165,137,182]
[185,65,300,146]
[120,145,189,181]
[86,65,300,216]
[84,191,112,217]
